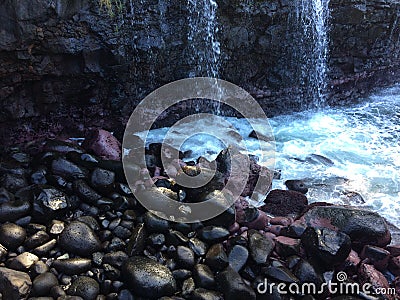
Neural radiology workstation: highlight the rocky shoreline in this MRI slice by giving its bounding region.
[0,130,399,300]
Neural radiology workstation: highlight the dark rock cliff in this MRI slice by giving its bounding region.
[0,0,399,144]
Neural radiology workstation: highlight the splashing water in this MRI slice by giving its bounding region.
[294,0,330,107]
[141,86,400,227]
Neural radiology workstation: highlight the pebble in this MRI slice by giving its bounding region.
[189,237,208,256]
[197,226,230,243]
[228,245,248,272]
[59,221,101,256]
[301,227,351,265]
[6,252,39,271]
[68,276,100,300]
[248,230,274,264]
[52,258,92,275]
[0,223,26,250]
[0,267,32,299]
[176,246,195,269]
[0,200,31,222]
[205,243,229,271]
[216,267,256,300]
[193,264,215,289]
[32,272,59,296]
[122,256,177,298]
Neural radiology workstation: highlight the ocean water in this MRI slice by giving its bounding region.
[136,85,400,227]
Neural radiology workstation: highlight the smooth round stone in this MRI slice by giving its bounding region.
[197,226,230,244]
[0,223,26,250]
[172,269,192,281]
[68,276,100,300]
[0,200,31,222]
[52,258,92,275]
[75,216,100,231]
[90,168,115,191]
[228,245,248,272]
[285,180,308,194]
[122,256,177,298]
[205,244,229,271]
[193,264,215,289]
[144,212,170,233]
[59,221,101,256]
[176,246,195,269]
[32,272,59,296]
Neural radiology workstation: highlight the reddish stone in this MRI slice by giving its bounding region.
[244,210,270,230]
[274,236,301,257]
[389,256,400,276]
[345,249,361,268]
[268,225,283,236]
[83,129,121,161]
[360,245,390,271]
[270,217,293,226]
[387,245,400,257]
[394,276,400,295]
[359,263,394,300]
[260,189,308,217]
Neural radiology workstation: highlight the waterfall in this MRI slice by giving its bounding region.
[187,0,220,78]
[187,0,221,114]
[294,0,330,107]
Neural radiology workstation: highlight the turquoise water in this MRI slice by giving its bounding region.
[138,85,400,227]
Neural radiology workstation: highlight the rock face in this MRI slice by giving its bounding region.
[1,0,399,144]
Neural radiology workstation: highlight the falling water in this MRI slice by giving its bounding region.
[187,0,221,114]
[295,0,330,107]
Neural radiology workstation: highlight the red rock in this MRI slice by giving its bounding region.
[387,245,400,257]
[394,277,400,295]
[274,236,301,257]
[244,210,270,230]
[389,256,400,276]
[83,129,121,161]
[360,245,390,271]
[270,217,293,226]
[268,225,283,236]
[345,249,361,268]
[359,263,394,300]
[260,189,308,217]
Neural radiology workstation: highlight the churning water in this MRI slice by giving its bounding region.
[141,85,400,228]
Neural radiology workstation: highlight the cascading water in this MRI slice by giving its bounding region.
[294,0,330,107]
[186,0,221,114]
